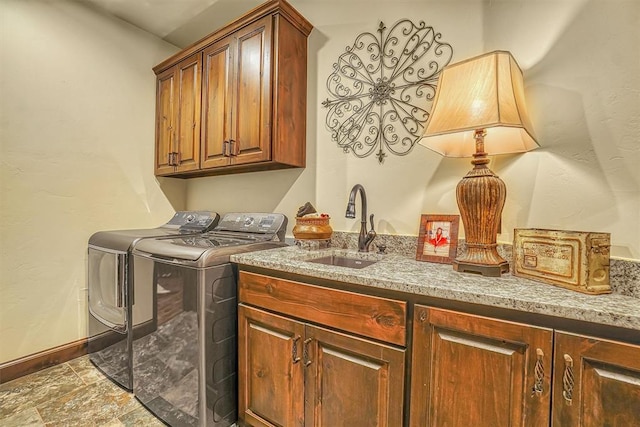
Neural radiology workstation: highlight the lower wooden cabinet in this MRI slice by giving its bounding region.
[410,306,640,427]
[410,306,553,427]
[552,331,640,427]
[237,271,640,427]
[238,304,304,427]
[237,271,407,427]
[238,304,405,427]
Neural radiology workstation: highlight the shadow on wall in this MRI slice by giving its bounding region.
[164,0,264,48]
[186,168,307,214]
[500,0,639,258]
[158,177,188,211]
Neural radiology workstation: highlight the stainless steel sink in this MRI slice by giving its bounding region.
[306,255,378,269]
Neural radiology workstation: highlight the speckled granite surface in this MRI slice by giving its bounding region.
[330,231,639,298]
[231,245,640,332]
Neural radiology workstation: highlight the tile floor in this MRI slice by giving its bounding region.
[0,356,164,426]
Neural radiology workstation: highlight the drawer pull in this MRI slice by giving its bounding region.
[562,354,574,405]
[531,348,544,396]
[292,336,301,364]
[303,338,313,366]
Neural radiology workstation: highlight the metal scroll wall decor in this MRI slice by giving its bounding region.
[322,20,453,163]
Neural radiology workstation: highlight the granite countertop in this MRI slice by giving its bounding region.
[231,246,640,333]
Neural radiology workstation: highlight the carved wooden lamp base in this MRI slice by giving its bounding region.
[453,259,509,277]
[454,129,509,277]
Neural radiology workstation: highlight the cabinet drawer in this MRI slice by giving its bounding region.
[238,271,407,346]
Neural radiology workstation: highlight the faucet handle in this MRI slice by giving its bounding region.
[364,214,377,252]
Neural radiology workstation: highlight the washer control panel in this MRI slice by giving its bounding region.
[214,212,288,240]
[167,211,220,232]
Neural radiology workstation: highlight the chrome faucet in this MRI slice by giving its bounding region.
[345,184,377,252]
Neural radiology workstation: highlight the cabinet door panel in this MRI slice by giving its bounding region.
[175,54,201,173]
[305,324,405,427]
[155,68,175,175]
[238,304,304,427]
[410,306,552,427]
[552,332,640,427]
[201,37,234,169]
[232,16,272,165]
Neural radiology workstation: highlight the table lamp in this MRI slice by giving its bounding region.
[419,51,538,276]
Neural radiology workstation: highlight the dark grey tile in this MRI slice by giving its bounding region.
[117,406,165,427]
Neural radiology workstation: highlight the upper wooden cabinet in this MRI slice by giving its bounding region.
[153,0,312,177]
[155,53,202,175]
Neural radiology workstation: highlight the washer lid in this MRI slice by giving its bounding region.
[132,237,210,261]
[88,211,219,251]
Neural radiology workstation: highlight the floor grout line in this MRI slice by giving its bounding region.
[3,357,165,426]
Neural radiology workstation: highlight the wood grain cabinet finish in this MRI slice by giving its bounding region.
[238,272,406,427]
[552,331,640,427]
[154,53,202,175]
[304,324,405,427]
[410,306,553,427]
[153,0,312,177]
[238,304,305,427]
[238,271,406,346]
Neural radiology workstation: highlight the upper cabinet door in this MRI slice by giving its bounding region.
[174,53,202,173]
[410,306,553,427]
[201,36,235,169]
[155,68,176,176]
[152,2,311,177]
[231,16,273,166]
[552,331,640,427]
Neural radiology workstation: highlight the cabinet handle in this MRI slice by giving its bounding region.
[229,139,237,156]
[222,140,229,157]
[562,354,574,405]
[303,338,313,367]
[292,336,301,364]
[167,152,180,166]
[531,348,544,396]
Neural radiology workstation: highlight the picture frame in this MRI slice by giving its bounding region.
[416,214,460,264]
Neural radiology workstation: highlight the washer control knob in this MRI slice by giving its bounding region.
[186,214,195,222]
[244,217,254,226]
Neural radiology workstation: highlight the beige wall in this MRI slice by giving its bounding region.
[186,0,640,260]
[0,0,182,363]
[0,0,638,364]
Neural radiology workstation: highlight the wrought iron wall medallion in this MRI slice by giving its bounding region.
[322,20,453,163]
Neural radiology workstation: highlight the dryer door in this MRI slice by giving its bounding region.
[88,246,127,331]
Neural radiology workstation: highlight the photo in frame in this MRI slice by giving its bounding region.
[416,214,460,264]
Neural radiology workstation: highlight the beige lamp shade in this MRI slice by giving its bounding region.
[420,50,538,157]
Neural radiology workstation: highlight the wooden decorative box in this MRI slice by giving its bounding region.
[513,229,611,295]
